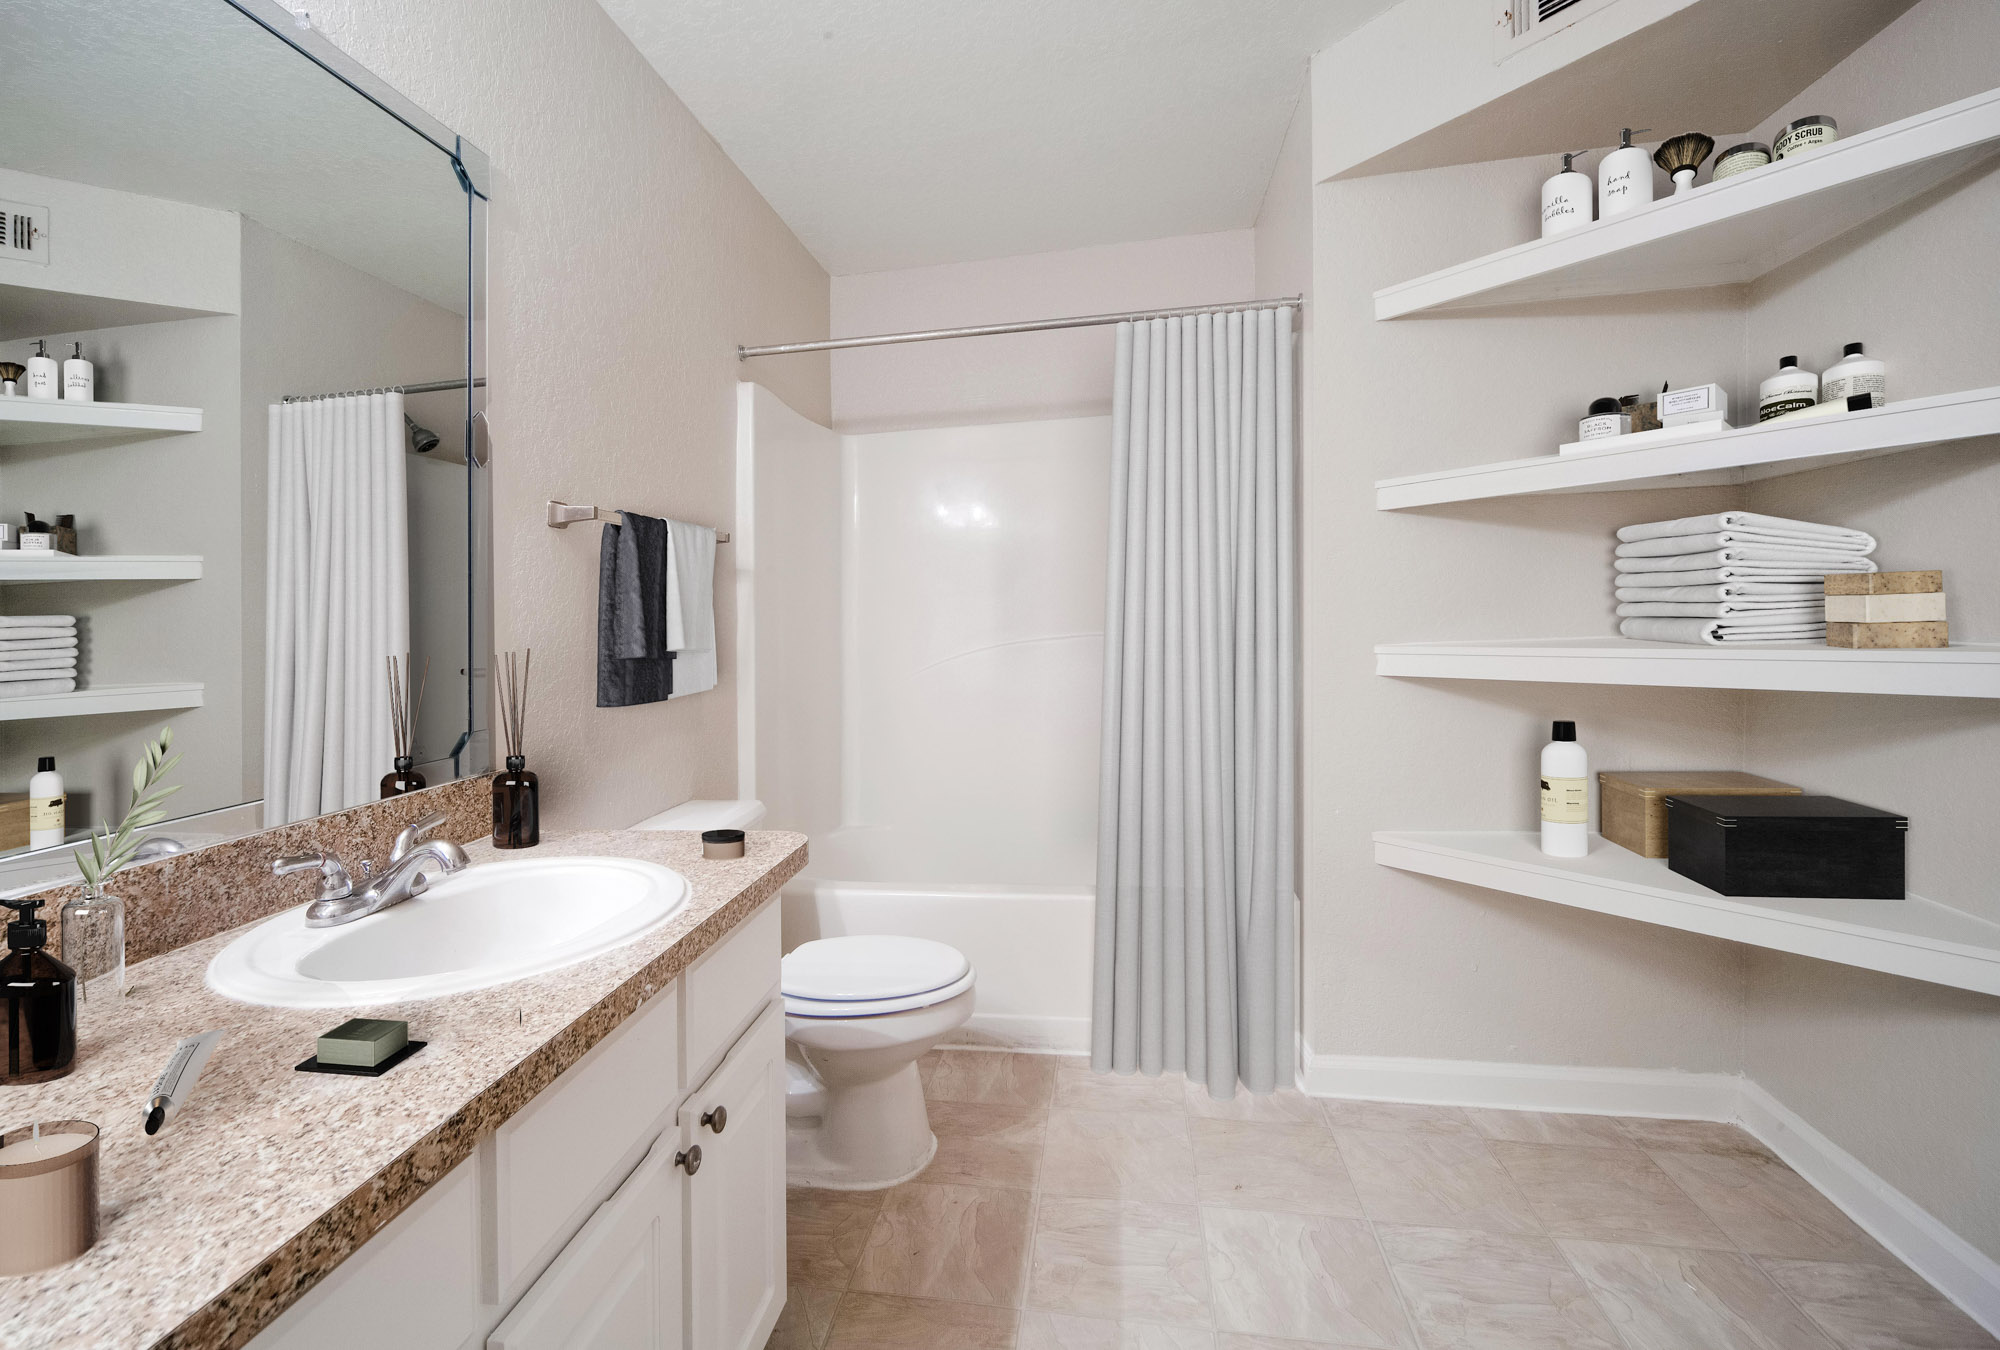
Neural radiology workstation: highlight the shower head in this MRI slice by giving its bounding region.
[405,413,441,455]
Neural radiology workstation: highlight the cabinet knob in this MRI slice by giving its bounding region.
[701,1105,728,1134]
[675,1144,703,1175]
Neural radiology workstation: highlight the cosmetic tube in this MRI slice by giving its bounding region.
[144,1029,222,1135]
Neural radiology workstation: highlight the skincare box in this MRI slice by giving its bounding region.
[1825,570,1947,649]
[1665,794,1904,899]
[1599,770,1803,859]
[1659,383,1729,428]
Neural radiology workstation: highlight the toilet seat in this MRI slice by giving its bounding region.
[783,936,974,1018]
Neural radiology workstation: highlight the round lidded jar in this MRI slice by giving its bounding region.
[1774,116,1837,160]
[1712,141,1772,180]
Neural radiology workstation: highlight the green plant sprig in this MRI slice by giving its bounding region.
[74,726,182,891]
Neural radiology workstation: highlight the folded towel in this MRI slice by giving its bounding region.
[1621,617,1826,645]
[1613,566,1873,589]
[0,664,77,681]
[0,627,81,642]
[1615,549,1879,574]
[1615,583,1828,603]
[1617,512,1875,548]
[0,677,77,697]
[0,615,76,629]
[0,636,79,652]
[596,511,675,707]
[1616,602,1826,619]
[0,654,81,672]
[665,520,718,699]
[1616,531,1875,559]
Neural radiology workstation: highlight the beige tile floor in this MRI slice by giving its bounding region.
[767,1051,1996,1350]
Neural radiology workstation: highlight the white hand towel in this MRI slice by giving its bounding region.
[1616,531,1874,559]
[1613,567,1869,589]
[0,627,81,641]
[0,637,79,652]
[1616,602,1825,619]
[1615,549,1879,574]
[1614,583,1827,603]
[0,677,77,697]
[663,520,717,699]
[0,655,81,672]
[0,665,78,681]
[1617,512,1875,548]
[0,615,76,629]
[1621,618,1826,645]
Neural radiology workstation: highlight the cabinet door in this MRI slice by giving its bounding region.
[487,1131,686,1350]
[680,999,786,1350]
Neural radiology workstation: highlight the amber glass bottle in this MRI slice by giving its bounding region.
[2,897,76,1084]
[380,755,428,799]
[492,756,539,849]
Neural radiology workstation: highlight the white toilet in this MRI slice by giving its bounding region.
[781,935,975,1189]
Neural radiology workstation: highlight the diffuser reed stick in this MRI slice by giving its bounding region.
[386,653,430,763]
[496,649,533,759]
[492,649,539,848]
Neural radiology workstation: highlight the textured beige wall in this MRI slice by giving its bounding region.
[286,0,830,830]
[1738,0,2000,1263]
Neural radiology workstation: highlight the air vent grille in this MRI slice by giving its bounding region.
[0,200,50,265]
[1495,0,1616,53]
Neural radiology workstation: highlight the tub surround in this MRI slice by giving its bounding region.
[0,827,806,1350]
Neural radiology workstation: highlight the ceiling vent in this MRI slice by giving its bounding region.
[0,200,50,266]
[1494,0,1620,59]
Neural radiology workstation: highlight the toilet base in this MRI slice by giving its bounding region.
[786,1114,937,1190]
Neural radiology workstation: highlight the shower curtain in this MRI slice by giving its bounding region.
[264,392,412,825]
[1092,307,1297,1097]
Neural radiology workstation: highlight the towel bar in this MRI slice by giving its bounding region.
[546,501,730,542]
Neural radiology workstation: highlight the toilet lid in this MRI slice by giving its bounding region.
[782,935,970,1003]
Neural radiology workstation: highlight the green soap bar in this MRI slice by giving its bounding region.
[317,1018,409,1067]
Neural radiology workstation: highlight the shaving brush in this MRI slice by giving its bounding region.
[1653,132,1715,195]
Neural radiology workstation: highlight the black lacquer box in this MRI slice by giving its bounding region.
[1664,794,1906,899]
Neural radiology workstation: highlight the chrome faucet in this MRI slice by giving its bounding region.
[272,812,471,928]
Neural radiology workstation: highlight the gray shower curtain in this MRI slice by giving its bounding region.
[1092,307,1297,1097]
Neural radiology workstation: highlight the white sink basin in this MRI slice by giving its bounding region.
[206,856,691,1008]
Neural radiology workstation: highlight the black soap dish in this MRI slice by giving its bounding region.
[295,1041,428,1077]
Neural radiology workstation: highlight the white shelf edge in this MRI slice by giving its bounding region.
[1375,830,2000,997]
[0,398,204,444]
[1376,387,2000,509]
[1375,638,2000,699]
[0,683,204,722]
[0,555,204,583]
[1374,86,2000,320]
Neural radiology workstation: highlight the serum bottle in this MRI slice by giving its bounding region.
[1540,721,1589,858]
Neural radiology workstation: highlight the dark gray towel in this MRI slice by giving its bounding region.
[597,511,675,706]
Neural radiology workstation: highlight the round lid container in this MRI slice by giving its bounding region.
[1713,142,1771,180]
[782,935,971,1003]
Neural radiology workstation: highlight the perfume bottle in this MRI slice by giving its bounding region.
[492,756,539,849]
[2,896,77,1084]
[380,756,427,798]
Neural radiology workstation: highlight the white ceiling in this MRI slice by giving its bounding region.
[595,0,1397,276]
[0,0,467,313]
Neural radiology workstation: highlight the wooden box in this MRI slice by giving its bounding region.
[1665,794,1905,899]
[0,794,26,852]
[1598,770,1803,858]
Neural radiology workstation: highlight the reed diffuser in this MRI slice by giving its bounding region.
[492,650,539,849]
[382,654,430,797]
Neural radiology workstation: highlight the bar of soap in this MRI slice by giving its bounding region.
[1825,592,1946,623]
[317,1018,409,1067]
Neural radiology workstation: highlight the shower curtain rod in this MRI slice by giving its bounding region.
[737,295,1303,359]
[281,376,487,403]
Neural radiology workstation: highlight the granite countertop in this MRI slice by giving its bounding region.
[0,828,807,1350]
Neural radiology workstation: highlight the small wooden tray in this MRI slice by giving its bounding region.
[295,1040,427,1077]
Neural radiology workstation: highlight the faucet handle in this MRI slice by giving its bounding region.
[390,812,449,863]
[272,852,354,901]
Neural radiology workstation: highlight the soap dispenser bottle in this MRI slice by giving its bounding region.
[61,343,93,403]
[1540,152,1593,238]
[24,341,58,400]
[1540,721,1589,858]
[1598,129,1654,217]
[1,896,77,1084]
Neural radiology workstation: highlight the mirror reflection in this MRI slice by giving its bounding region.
[0,0,489,889]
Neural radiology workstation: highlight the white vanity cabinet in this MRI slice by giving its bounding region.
[246,899,785,1350]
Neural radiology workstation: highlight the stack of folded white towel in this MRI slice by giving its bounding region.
[1614,512,1877,645]
[0,616,79,696]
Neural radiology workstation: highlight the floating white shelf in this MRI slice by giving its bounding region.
[0,683,204,722]
[1375,831,2000,997]
[0,398,203,445]
[1373,87,2000,320]
[1376,386,2000,509]
[0,555,203,583]
[1376,637,2000,699]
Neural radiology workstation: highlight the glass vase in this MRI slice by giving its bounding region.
[59,886,125,1011]
[492,756,539,849]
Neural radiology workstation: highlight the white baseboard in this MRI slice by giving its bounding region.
[1737,1079,2000,1337]
[1300,1045,2000,1337]
[947,1013,1091,1054]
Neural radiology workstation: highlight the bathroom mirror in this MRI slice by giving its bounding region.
[0,0,490,887]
